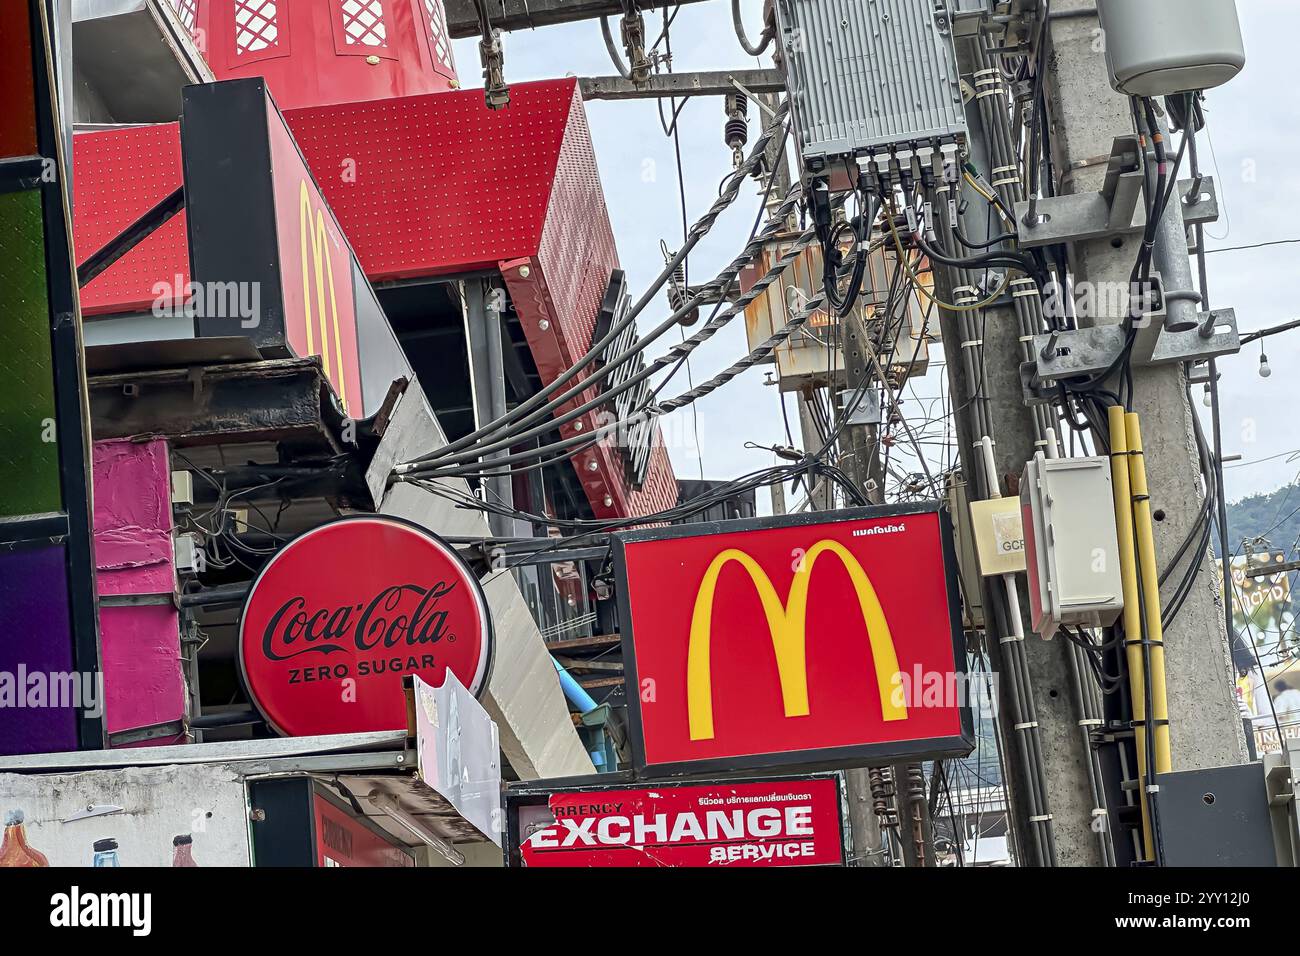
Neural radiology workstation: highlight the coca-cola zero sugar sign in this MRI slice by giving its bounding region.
[238,516,493,736]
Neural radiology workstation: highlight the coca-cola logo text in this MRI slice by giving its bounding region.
[262,582,459,662]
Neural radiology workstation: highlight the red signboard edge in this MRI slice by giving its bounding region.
[611,502,976,779]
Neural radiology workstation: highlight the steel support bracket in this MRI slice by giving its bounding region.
[1015,136,1219,248]
[1020,309,1240,403]
[1016,178,1218,247]
[840,386,882,426]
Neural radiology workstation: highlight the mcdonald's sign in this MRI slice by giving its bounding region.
[613,504,974,776]
[268,106,364,417]
[182,79,410,420]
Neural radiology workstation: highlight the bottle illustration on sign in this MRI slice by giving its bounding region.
[172,834,198,867]
[92,838,121,867]
[0,810,50,867]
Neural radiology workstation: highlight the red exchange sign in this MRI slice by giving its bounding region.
[518,777,845,868]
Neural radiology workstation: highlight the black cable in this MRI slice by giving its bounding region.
[401,101,792,470]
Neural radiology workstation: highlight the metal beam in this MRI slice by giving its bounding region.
[444,0,712,38]
[77,184,185,287]
[579,68,785,100]
[88,358,347,452]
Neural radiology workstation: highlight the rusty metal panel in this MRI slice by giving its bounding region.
[739,238,933,391]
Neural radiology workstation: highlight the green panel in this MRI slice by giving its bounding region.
[0,189,62,517]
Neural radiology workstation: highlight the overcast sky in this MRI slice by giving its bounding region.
[452,0,1298,508]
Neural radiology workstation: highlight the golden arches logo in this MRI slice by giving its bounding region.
[299,180,349,412]
[686,539,907,741]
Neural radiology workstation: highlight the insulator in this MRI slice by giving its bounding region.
[723,93,749,167]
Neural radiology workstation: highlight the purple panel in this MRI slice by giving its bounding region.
[0,545,80,755]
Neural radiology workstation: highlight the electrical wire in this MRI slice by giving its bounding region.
[732,0,774,56]
[397,100,792,473]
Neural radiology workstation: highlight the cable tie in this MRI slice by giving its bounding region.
[993,164,1019,176]
[1145,785,1161,795]
[976,88,1004,100]
[972,68,999,80]
[1029,814,1053,823]
[1092,808,1107,817]
[960,339,983,349]
[1014,721,1039,731]
[1078,718,1104,727]
[999,635,1022,644]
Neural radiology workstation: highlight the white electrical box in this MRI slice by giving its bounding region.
[1096,0,1245,97]
[175,533,205,575]
[1020,454,1124,639]
[171,469,194,507]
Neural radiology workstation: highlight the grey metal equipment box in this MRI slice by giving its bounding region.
[1157,764,1276,867]
[773,0,968,175]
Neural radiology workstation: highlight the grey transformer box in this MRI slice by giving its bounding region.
[773,0,969,189]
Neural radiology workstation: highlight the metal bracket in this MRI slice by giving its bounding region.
[107,718,186,748]
[1016,178,1219,247]
[840,387,882,426]
[1014,137,1220,247]
[1019,310,1240,403]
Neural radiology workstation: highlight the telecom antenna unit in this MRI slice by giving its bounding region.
[773,0,968,191]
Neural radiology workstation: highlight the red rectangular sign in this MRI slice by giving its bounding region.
[313,793,414,868]
[613,505,973,776]
[514,777,845,868]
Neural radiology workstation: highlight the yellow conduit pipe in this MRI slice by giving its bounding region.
[1108,406,1154,862]
[1125,412,1173,779]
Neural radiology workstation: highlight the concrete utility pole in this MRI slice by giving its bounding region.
[1044,0,1247,783]
[941,34,1104,867]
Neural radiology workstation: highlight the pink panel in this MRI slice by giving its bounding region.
[93,439,176,596]
[100,606,186,746]
[92,439,186,747]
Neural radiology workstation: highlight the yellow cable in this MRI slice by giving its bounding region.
[1126,412,1173,778]
[884,212,1015,313]
[962,171,1017,229]
[1108,405,1155,862]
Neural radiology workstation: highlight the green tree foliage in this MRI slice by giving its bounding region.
[1226,483,1300,556]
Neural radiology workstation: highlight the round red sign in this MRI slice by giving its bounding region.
[238,516,493,737]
